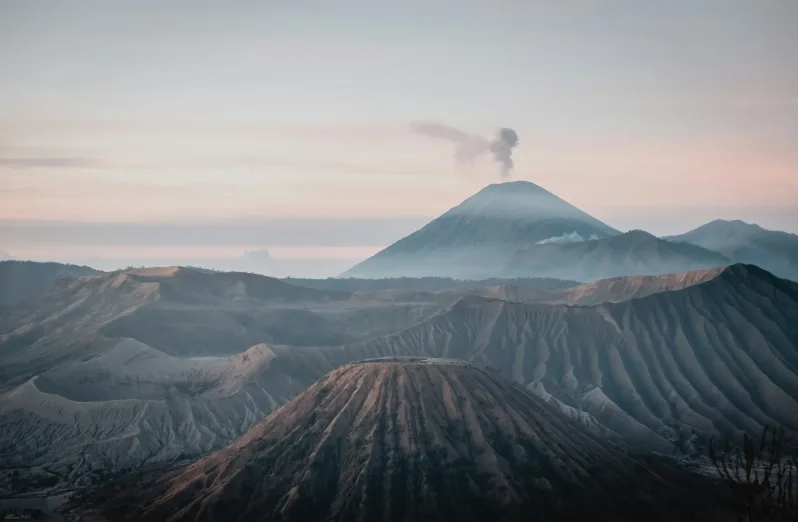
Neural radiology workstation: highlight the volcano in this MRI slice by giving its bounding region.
[341,182,729,281]
[342,181,619,279]
[84,358,724,522]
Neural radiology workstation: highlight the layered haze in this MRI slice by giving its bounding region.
[2,1,798,276]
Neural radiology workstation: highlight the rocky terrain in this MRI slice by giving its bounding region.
[318,264,798,450]
[73,359,727,522]
[1,263,795,493]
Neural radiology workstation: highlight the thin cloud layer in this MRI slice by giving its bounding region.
[0,157,100,169]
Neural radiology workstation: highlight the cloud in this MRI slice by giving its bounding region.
[535,232,598,245]
[0,157,100,169]
[244,248,274,262]
[0,217,432,248]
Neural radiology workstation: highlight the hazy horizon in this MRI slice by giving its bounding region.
[2,1,797,276]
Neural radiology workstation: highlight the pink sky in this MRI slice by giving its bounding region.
[2,121,796,223]
[2,1,796,275]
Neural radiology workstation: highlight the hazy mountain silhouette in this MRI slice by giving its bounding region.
[0,260,100,306]
[667,219,798,281]
[283,275,579,293]
[0,266,451,390]
[504,229,730,281]
[342,183,731,281]
[343,181,619,279]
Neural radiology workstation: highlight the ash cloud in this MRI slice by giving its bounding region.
[410,122,519,177]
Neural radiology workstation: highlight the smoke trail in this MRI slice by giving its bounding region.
[489,127,519,177]
[410,122,519,177]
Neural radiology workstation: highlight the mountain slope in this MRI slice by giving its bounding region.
[316,265,798,448]
[0,260,100,306]
[343,181,619,279]
[2,264,795,490]
[0,339,295,492]
[667,219,798,281]
[0,266,449,390]
[504,230,731,281]
[79,359,724,522]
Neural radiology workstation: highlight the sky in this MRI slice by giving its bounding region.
[1,0,797,276]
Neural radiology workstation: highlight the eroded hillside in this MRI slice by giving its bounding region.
[78,360,725,522]
[1,264,795,492]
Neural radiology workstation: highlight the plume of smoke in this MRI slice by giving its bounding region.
[490,128,519,177]
[410,122,519,177]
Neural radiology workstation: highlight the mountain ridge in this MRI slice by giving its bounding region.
[667,219,798,281]
[0,260,101,306]
[310,263,798,448]
[503,229,730,281]
[342,182,735,281]
[1,263,795,490]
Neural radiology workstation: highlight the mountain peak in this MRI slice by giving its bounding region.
[719,262,792,283]
[617,229,658,241]
[478,180,551,193]
[446,181,612,228]
[87,358,719,522]
[342,181,620,278]
[703,219,762,232]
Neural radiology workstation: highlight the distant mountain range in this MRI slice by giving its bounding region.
[285,275,579,293]
[0,266,450,390]
[77,359,725,522]
[666,219,798,281]
[503,229,729,281]
[3,183,794,287]
[343,181,621,279]
[343,181,797,282]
